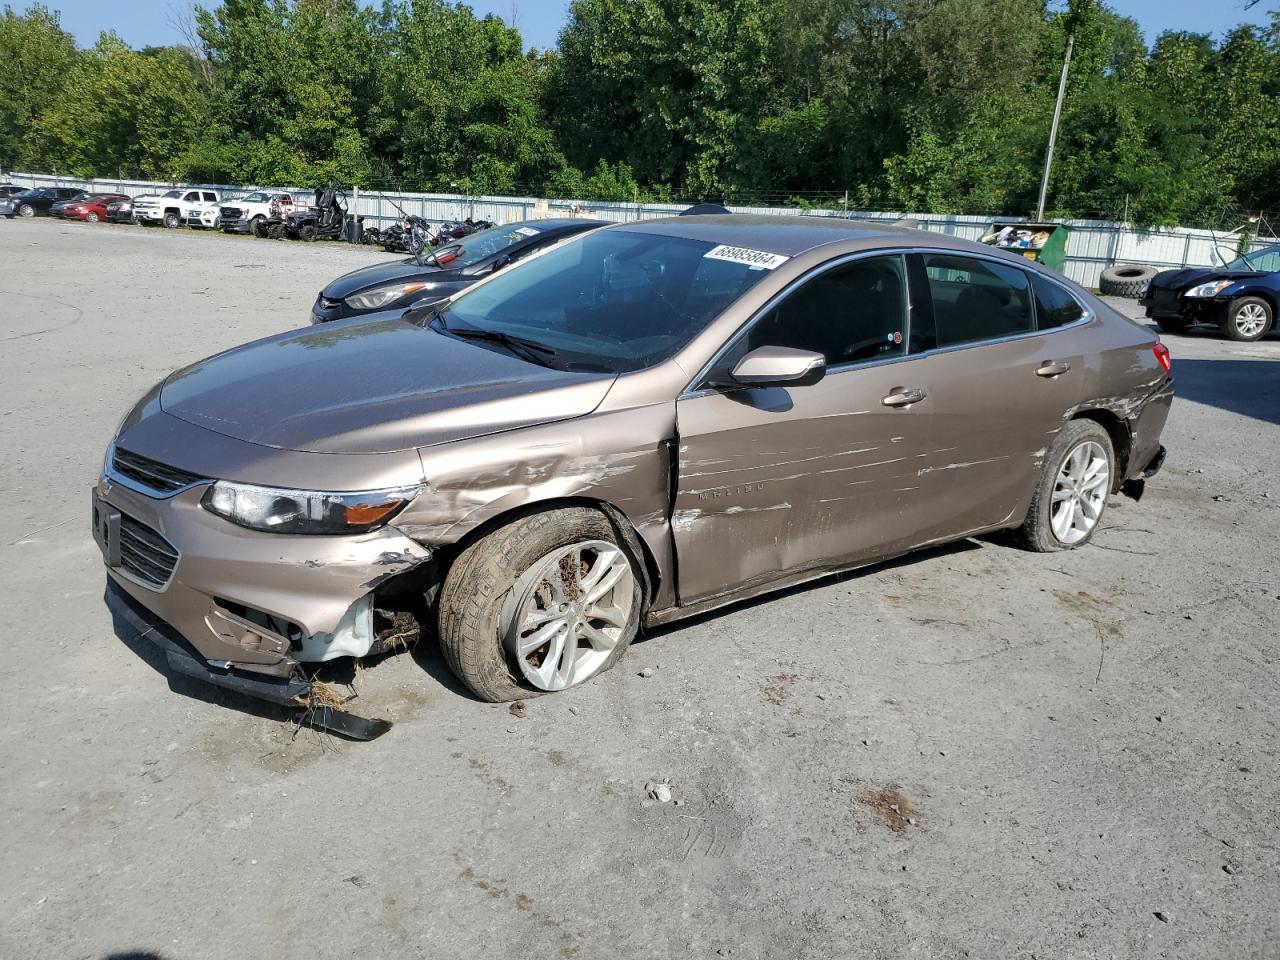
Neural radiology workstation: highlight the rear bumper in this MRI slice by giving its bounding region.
[1125,377,1173,483]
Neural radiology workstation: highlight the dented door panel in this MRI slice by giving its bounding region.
[672,359,936,604]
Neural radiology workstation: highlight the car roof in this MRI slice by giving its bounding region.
[616,213,984,258]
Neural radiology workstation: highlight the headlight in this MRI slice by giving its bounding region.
[1185,279,1234,298]
[201,481,421,534]
[346,281,430,310]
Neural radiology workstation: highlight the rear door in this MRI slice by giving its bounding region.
[673,254,939,604]
[913,253,1085,536]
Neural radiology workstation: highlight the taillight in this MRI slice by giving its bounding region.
[1153,342,1171,375]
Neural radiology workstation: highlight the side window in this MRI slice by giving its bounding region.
[183,191,199,202]
[924,254,1034,347]
[745,256,909,366]
[1249,248,1280,272]
[202,191,217,202]
[1032,274,1085,329]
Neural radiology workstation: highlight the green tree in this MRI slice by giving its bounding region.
[0,4,77,168]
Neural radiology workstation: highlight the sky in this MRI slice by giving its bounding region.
[23,0,1280,54]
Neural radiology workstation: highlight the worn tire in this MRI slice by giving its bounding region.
[1016,419,1116,553]
[1221,296,1273,342]
[267,223,285,240]
[1099,264,1158,298]
[437,507,643,702]
[249,216,267,238]
[1154,314,1193,334]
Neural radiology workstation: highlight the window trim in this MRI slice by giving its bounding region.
[681,246,1094,398]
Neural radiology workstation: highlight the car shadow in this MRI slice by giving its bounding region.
[1170,358,1280,426]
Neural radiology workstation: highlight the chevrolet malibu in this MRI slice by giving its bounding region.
[97,216,1172,724]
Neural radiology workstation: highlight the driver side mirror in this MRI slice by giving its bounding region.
[728,346,827,388]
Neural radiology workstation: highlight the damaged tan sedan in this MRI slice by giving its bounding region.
[96,216,1172,736]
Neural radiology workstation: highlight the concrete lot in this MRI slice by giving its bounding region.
[1,218,1277,960]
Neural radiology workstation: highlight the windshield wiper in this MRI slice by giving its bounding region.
[432,314,559,366]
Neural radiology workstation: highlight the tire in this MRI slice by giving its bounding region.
[438,507,644,702]
[162,211,180,229]
[17,203,34,218]
[85,211,100,223]
[211,215,221,230]
[267,223,285,240]
[1154,314,1192,334]
[299,223,318,241]
[1221,296,1273,342]
[250,216,266,238]
[1099,264,1158,298]
[1016,419,1116,553]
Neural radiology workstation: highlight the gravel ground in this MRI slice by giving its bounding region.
[1,218,1278,960]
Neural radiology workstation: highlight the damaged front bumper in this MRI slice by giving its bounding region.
[93,470,434,734]
[105,579,393,739]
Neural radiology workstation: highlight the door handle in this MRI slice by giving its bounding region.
[1036,361,1071,378]
[881,387,926,407]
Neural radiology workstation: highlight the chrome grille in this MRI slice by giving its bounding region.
[119,512,179,588]
[221,206,242,220]
[112,447,204,495]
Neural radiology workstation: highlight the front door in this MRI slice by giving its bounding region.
[672,254,938,605]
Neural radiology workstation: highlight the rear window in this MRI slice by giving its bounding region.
[923,254,1034,347]
[1033,275,1085,329]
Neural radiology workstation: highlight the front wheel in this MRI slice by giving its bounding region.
[299,223,317,241]
[18,203,34,217]
[1222,296,1273,342]
[1017,419,1115,552]
[162,211,180,229]
[85,211,100,222]
[437,508,643,701]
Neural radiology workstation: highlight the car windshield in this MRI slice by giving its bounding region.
[161,190,183,199]
[436,228,777,372]
[419,224,544,269]
[241,192,270,202]
[1226,244,1280,273]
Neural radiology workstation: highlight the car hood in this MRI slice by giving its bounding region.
[321,259,464,299]
[158,317,616,454]
[1150,266,1266,290]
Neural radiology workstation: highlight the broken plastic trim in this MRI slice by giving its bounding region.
[105,580,392,740]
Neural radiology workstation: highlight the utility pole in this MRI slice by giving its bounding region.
[1036,33,1074,221]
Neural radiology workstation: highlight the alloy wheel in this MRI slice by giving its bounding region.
[1050,441,1110,545]
[1235,303,1269,339]
[504,539,636,691]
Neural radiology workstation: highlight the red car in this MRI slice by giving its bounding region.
[52,193,131,223]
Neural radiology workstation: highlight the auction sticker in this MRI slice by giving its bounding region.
[512,226,540,236]
[703,244,789,270]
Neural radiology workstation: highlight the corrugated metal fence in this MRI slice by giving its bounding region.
[9,171,1276,288]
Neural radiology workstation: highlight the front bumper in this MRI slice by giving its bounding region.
[1140,291,1230,325]
[221,218,252,233]
[93,475,433,678]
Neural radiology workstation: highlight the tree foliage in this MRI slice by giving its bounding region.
[1,0,1277,226]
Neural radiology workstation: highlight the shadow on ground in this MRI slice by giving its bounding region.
[1171,358,1280,426]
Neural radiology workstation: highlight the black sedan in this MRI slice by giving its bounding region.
[311,218,607,323]
[1140,244,1280,341]
[0,187,90,218]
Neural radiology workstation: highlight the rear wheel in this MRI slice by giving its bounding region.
[17,203,34,217]
[299,223,318,241]
[438,508,643,702]
[1017,419,1115,552]
[1222,296,1273,342]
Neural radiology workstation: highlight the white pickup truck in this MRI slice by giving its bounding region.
[218,190,296,235]
[132,188,221,228]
